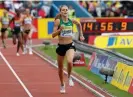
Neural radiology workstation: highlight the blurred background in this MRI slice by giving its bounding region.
[0,0,133,42]
[0,0,133,18]
[1,1,133,96]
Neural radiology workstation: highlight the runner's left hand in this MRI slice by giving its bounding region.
[80,35,85,41]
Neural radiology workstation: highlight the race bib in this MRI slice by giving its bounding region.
[60,29,73,37]
[2,19,9,25]
[15,21,20,26]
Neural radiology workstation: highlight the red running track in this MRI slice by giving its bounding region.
[0,52,28,97]
[0,39,96,97]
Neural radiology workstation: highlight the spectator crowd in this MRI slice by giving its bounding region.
[79,1,133,17]
[0,0,52,18]
[1,1,132,18]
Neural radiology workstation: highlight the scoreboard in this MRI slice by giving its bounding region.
[80,18,133,33]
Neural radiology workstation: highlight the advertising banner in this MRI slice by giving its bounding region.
[88,36,97,45]
[106,58,117,70]
[73,53,86,67]
[94,36,133,48]
[111,62,133,92]
[90,54,115,82]
[32,18,78,39]
[111,62,126,88]
[123,66,133,91]
[88,52,96,70]
[128,78,133,94]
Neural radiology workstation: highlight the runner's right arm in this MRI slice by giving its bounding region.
[0,17,1,22]
[52,19,63,38]
[0,17,1,36]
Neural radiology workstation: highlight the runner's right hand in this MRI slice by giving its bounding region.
[59,25,64,31]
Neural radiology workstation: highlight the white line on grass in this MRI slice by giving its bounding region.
[0,51,33,97]
[33,49,106,97]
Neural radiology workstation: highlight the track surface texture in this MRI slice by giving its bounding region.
[0,39,101,97]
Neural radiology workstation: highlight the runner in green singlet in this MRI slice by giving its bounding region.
[52,5,85,94]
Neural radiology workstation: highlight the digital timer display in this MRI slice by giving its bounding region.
[81,18,133,33]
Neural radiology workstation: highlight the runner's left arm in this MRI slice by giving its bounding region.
[72,19,85,41]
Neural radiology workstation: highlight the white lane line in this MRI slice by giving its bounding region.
[33,49,106,97]
[0,51,33,97]
[0,45,15,49]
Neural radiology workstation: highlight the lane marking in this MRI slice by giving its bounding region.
[0,51,33,97]
[33,49,107,97]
